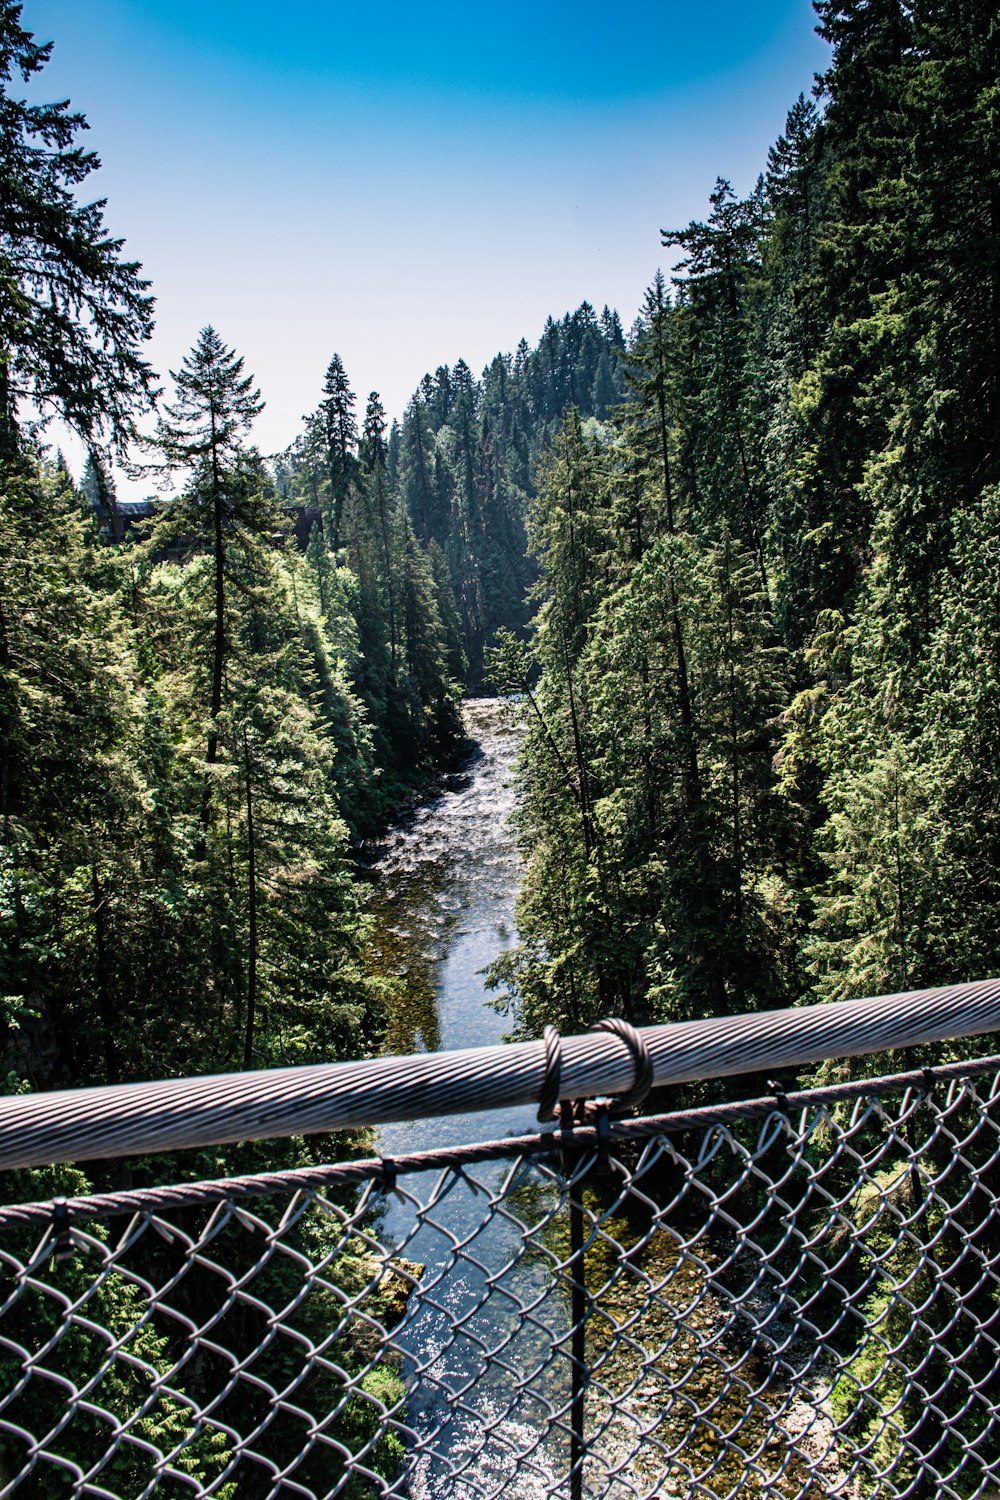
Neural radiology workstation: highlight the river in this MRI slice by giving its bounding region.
[366,696,533,1151]
[364,698,570,1497]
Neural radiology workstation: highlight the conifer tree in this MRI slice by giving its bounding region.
[663,179,768,572]
[319,354,357,547]
[397,395,442,542]
[0,1,155,458]
[360,391,398,667]
[151,327,265,770]
[0,460,195,1087]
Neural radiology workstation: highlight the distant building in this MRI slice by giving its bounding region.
[88,491,159,544]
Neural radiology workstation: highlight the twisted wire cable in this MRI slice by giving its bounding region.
[0,1050,997,1230]
[0,978,998,1172]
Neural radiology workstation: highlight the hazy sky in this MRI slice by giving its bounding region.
[27,0,828,489]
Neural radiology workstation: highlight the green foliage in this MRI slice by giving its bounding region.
[0,434,407,1489]
[495,468,800,1036]
[381,305,627,683]
[7,0,1000,1482]
[0,1242,238,1496]
[0,2,156,459]
[0,462,163,1086]
[496,2,1000,1152]
[0,365,391,1093]
[829,1155,1000,1498]
[282,363,464,813]
[0,1176,415,1496]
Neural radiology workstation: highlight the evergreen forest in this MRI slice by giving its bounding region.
[0,0,631,1144]
[489,0,1000,1062]
[4,0,1000,1492]
[2,0,1000,1138]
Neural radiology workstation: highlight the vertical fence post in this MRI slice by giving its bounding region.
[569,1180,586,1500]
[561,1101,589,1500]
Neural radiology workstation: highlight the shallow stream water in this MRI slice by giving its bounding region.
[366,695,529,1148]
[363,699,568,1497]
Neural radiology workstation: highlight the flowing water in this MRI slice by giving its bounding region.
[364,699,567,1496]
[366,695,529,1149]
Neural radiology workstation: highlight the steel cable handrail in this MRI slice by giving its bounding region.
[1,978,999,1172]
[2,1050,999,1230]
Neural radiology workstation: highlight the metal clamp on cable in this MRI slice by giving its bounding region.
[922,1068,937,1100]
[590,1018,653,1116]
[379,1158,398,1197]
[51,1198,73,1263]
[557,1097,588,1177]
[537,1024,562,1122]
[593,1101,612,1173]
[767,1080,790,1114]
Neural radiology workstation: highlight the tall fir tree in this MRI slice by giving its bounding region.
[0,1,155,459]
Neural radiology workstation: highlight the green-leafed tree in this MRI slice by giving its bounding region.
[663,179,769,578]
[0,461,155,1088]
[319,353,358,547]
[383,305,625,683]
[281,367,463,802]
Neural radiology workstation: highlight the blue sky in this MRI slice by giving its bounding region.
[28,0,828,485]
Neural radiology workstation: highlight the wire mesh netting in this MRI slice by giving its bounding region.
[3,1064,1000,1499]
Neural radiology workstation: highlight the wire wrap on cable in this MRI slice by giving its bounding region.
[2,1052,1000,1230]
[590,1017,654,1114]
[537,1025,562,1122]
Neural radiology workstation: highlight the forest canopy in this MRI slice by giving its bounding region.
[3,4,1000,1492]
[488,0,1000,1061]
[2,0,1000,1130]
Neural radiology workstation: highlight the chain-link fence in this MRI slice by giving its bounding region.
[3,1058,1000,1499]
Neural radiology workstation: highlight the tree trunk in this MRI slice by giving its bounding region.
[90,862,120,1084]
[0,588,11,834]
[242,727,258,1070]
[0,359,17,466]
[206,484,226,770]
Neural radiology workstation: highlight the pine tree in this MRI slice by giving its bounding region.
[150,327,265,770]
[80,448,118,538]
[663,179,769,570]
[319,354,357,547]
[360,391,398,667]
[397,394,442,542]
[806,484,1000,1008]
[622,273,681,538]
[0,2,155,458]
[0,460,173,1087]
